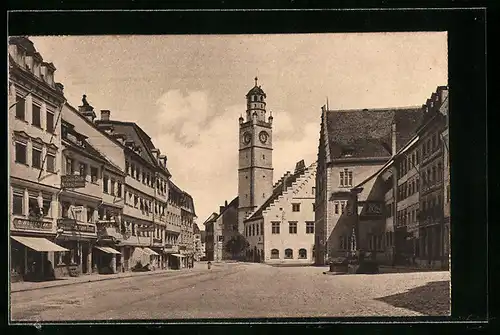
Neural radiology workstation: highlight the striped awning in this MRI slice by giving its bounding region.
[11,236,69,252]
[94,246,121,254]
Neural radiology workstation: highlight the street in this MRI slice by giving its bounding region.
[10,262,450,321]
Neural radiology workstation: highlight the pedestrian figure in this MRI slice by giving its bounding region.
[207,261,212,270]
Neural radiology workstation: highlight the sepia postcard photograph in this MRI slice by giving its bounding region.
[8,29,453,322]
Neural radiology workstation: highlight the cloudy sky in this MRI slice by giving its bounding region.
[30,32,447,227]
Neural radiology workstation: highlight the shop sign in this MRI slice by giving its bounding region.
[57,219,96,234]
[164,245,179,253]
[61,175,86,189]
[13,218,52,231]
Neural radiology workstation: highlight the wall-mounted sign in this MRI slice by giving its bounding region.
[57,219,96,234]
[61,175,86,189]
[13,218,52,231]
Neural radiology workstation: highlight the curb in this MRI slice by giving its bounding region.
[11,269,204,293]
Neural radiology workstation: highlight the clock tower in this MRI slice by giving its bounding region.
[237,77,274,233]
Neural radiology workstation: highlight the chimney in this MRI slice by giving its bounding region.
[282,171,290,193]
[101,110,111,121]
[225,200,228,207]
[391,122,397,157]
[219,206,225,214]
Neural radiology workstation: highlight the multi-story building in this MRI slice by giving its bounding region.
[215,198,240,261]
[193,223,204,261]
[393,135,421,264]
[416,86,448,269]
[441,92,450,270]
[166,180,183,268]
[202,212,219,262]
[8,36,67,282]
[180,189,196,267]
[314,105,424,265]
[94,111,171,271]
[55,99,128,277]
[244,160,317,264]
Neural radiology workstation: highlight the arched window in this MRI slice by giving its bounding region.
[285,248,293,259]
[299,248,307,259]
[271,249,279,259]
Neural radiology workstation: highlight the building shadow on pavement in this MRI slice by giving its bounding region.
[375,280,450,316]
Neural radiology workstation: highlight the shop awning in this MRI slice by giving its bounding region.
[94,246,121,254]
[11,236,69,252]
[143,247,160,256]
[172,253,186,258]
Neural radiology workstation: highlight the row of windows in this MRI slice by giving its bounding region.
[246,222,264,236]
[333,200,354,215]
[11,46,56,86]
[15,140,57,172]
[270,248,308,259]
[398,176,420,200]
[270,221,314,234]
[399,150,420,178]
[65,157,100,184]
[12,189,52,217]
[125,160,168,195]
[422,133,441,159]
[421,162,443,190]
[397,206,420,227]
[14,96,56,134]
[421,193,443,218]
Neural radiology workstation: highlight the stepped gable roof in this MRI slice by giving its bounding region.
[245,161,311,221]
[325,107,424,159]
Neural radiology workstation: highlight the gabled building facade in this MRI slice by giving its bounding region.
[314,105,425,265]
[244,160,317,264]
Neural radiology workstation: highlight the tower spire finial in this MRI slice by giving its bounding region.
[255,76,258,86]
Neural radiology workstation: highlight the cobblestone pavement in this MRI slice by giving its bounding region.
[10,262,450,321]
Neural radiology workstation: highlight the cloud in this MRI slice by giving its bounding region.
[152,89,320,224]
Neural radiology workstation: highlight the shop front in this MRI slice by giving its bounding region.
[10,234,69,282]
[143,247,160,270]
[54,218,97,277]
[164,244,180,269]
[93,246,121,274]
[151,237,164,269]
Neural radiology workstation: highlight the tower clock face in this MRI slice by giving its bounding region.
[259,131,269,144]
[243,132,252,145]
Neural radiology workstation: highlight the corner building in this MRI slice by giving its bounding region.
[8,37,67,282]
[314,105,424,265]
